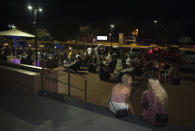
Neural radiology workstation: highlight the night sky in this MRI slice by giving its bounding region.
[0,0,195,40]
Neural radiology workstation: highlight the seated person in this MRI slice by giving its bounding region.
[88,57,97,73]
[121,59,134,74]
[140,78,168,126]
[99,62,110,81]
[20,55,27,64]
[108,57,117,73]
[109,73,135,115]
[126,57,132,67]
[25,54,33,65]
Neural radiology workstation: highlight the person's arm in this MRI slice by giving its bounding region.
[125,88,135,115]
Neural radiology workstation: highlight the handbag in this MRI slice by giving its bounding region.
[111,101,128,118]
[154,97,168,125]
[155,113,168,123]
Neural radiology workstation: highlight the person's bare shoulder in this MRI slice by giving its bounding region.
[112,83,120,90]
[123,86,131,94]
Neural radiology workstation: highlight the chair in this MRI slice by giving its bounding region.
[160,69,170,81]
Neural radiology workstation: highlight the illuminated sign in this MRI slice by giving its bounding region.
[97,36,107,41]
[12,59,20,64]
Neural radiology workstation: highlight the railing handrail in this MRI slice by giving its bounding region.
[62,66,87,79]
[44,73,84,91]
[42,64,87,102]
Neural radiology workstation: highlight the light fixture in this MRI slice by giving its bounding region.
[110,24,115,29]
[38,8,43,12]
[28,5,32,10]
[4,43,9,46]
[154,20,158,24]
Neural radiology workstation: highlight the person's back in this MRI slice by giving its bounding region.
[141,90,166,125]
[109,84,130,113]
[140,78,168,126]
[109,73,135,114]
[109,74,135,115]
[68,51,72,59]
[87,47,92,56]
[99,63,110,81]
[26,55,33,65]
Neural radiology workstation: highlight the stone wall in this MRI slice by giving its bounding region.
[0,65,58,94]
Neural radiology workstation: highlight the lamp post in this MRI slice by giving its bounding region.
[153,20,158,42]
[135,28,139,41]
[109,24,115,51]
[28,5,42,66]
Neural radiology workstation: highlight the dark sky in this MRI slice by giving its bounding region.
[0,0,195,39]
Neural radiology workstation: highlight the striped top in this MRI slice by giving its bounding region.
[111,93,127,103]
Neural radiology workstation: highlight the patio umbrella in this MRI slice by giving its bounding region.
[0,28,35,55]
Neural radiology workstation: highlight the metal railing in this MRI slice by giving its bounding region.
[65,68,87,102]
[41,60,87,102]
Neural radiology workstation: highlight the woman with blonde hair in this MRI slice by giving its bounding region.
[140,78,168,126]
[109,73,135,115]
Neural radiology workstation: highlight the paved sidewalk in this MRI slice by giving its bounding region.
[0,86,151,131]
[0,85,194,131]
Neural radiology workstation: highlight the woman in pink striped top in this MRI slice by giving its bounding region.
[109,73,135,115]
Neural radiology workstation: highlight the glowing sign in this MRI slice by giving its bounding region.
[12,59,21,64]
[97,36,107,41]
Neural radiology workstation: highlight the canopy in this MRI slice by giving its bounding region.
[0,28,35,37]
[0,28,35,56]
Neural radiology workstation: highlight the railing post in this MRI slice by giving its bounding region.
[68,70,71,96]
[84,79,87,102]
[41,59,45,92]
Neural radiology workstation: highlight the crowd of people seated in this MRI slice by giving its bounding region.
[1,45,173,82]
[0,45,172,127]
[60,45,173,84]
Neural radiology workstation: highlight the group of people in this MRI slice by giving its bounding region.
[109,73,168,126]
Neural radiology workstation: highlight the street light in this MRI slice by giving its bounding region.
[110,24,115,29]
[135,28,139,41]
[28,5,32,10]
[153,20,159,42]
[154,20,158,24]
[38,8,43,12]
[28,5,43,66]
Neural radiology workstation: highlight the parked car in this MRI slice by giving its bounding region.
[180,50,195,64]
[111,46,126,58]
[129,47,144,58]
[146,47,164,58]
